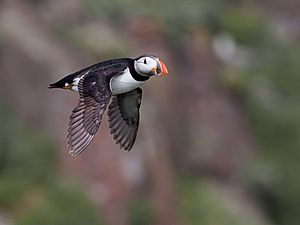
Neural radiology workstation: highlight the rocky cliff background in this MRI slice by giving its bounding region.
[0,0,300,225]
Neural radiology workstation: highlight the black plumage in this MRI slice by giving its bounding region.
[49,58,149,90]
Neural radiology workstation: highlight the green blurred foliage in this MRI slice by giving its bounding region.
[55,25,129,59]
[178,178,266,225]
[216,6,300,225]
[220,6,266,46]
[84,0,212,45]
[243,40,300,225]
[0,99,103,225]
[0,99,55,208]
[15,182,103,225]
[128,197,154,225]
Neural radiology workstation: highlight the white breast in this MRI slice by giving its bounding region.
[110,68,143,95]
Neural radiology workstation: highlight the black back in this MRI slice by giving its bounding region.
[49,58,149,89]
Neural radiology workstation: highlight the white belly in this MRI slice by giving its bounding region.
[110,68,143,95]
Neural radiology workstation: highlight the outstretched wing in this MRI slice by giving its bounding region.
[68,64,127,156]
[107,88,142,151]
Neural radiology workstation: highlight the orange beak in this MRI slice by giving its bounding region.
[158,59,168,76]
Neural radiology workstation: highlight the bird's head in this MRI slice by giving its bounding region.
[134,55,168,77]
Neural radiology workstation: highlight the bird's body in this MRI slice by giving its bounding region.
[49,55,168,155]
[110,68,143,95]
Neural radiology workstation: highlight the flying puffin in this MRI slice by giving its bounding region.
[49,54,168,156]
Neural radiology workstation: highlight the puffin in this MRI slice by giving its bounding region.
[49,54,168,156]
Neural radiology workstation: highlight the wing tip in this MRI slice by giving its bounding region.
[69,150,79,157]
[68,145,87,156]
[68,145,81,156]
[67,134,93,156]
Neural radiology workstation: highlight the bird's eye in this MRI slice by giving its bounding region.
[143,59,147,64]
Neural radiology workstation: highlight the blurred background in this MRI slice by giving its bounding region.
[0,0,300,225]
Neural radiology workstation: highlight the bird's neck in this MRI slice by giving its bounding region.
[110,68,144,95]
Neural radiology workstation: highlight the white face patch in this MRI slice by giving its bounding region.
[134,56,158,76]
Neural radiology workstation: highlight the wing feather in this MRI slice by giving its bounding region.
[107,88,142,151]
[68,64,127,155]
